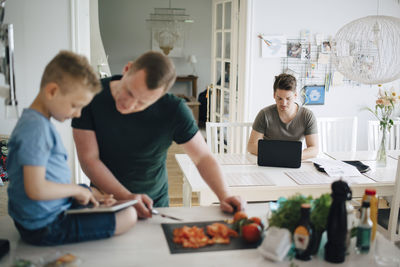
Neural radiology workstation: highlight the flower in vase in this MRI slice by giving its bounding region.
[365,85,399,132]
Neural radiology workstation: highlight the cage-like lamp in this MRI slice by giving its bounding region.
[332,15,400,84]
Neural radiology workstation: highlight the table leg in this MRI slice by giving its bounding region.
[182,175,192,207]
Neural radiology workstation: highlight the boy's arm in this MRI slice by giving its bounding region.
[23,165,98,206]
[73,128,153,218]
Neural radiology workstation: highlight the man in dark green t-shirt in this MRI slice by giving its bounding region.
[72,51,244,218]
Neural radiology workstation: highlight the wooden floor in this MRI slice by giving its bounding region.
[0,142,198,217]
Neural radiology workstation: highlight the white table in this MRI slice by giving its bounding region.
[177,152,396,207]
[0,204,398,266]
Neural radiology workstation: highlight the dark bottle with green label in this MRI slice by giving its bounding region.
[294,203,313,261]
[356,201,372,254]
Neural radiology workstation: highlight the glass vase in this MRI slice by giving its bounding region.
[376,125,388,167]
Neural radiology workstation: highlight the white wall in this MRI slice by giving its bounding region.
[0,0,75,172]
[98,0,212,98]
[246,0,400,150]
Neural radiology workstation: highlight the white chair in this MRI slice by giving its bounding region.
[368,120,400,150]
[377,156,400,241]
[206,122,253,154]
[316,117,358,153]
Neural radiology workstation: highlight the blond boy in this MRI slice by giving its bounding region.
[7,51,137,246]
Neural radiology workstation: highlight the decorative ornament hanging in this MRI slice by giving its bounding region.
[332,15,400,84]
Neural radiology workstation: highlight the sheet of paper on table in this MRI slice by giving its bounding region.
[285,171,374,185]
[310,158,361,177]
[214,154,257,165]
[224,172,275,186]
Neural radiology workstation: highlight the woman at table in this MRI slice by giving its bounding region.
[247,73,319,160]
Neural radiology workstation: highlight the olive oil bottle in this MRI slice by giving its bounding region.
[294,203,312,261]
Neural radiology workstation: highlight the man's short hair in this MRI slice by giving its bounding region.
[273,73,297,93]
[40,50,101,94]
[130,51,176,92]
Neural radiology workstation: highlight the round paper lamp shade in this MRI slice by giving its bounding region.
[332,15,400,84]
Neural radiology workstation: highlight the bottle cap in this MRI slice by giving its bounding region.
[365,188,376,195]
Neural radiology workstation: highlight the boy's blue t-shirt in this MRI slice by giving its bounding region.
[7,109,72,230]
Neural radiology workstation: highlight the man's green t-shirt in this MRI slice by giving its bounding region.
[71,75,198,207]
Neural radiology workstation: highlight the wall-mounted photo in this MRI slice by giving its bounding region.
[321,41,331,53]
[287,42,302,58]
[303,85,325,105]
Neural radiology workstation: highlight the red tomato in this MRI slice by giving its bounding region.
[249,217,264,229]
[233,211,248,222]
[241,223,261,243]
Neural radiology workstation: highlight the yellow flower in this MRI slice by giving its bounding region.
[392,92,397,97]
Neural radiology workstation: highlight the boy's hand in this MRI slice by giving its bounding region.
[74,186,99,207]
[91,187,116,207]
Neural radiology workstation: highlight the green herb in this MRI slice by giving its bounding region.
[268,194,312,233]
[310,193,332,232]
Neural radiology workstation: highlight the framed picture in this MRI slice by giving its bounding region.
[303,85,325,105]
[321,41,331,53]
[287,42,302,58]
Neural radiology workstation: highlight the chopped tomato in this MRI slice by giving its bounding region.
[207,222,238,244]
[173,226,212,248]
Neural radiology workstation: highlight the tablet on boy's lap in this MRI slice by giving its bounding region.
[65,199,138,214]
[257,139,302,168]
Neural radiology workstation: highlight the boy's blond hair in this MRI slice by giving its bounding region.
[40,50,101,94]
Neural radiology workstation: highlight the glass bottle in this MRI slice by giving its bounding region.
[356,201,372,254]
[324,180,351,263]
[345,200,355,254]
[362,188,378,241]
[294,203,312,261]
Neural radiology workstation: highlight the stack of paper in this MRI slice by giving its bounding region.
[225,172,274,186]
[310,158,361,177]
[215,154,257,165]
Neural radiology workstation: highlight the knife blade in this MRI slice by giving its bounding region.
[151,209,183,221]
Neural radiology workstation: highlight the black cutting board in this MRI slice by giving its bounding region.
[161,220,262,254]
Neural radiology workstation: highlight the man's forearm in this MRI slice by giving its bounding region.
[195,154,229,201]
[302,146,318,160]
[247,142,258,155]
[81,159,132,199]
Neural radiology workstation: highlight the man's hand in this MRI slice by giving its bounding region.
[220,195,246,213]
[129,193,153,218]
